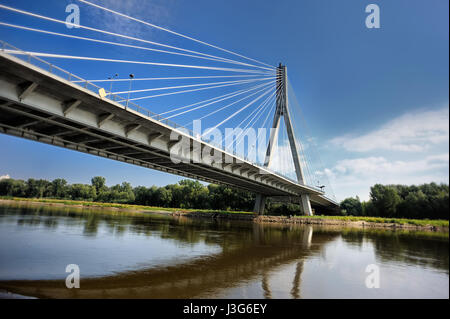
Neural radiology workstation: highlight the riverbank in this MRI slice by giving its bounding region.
[0,197,448,232]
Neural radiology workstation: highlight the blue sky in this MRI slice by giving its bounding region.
[0,0,448,201]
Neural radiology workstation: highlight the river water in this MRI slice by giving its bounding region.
[0,202,448,299]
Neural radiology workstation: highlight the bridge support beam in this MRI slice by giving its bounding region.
[300,194,313,216]
[253,194,266,215]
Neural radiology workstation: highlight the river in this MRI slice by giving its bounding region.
[0,202,448,299]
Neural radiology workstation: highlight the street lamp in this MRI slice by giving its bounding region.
[108,73,119,98]
[126,73,134,108]
[317,180,325,191]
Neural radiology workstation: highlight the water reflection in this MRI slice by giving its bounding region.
[0,203,448,299]
[341,229,449,273]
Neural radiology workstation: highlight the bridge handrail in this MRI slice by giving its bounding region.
[0,40,324,193]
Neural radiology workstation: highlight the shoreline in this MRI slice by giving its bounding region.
[173,211,448,232]
[0,198,448,233]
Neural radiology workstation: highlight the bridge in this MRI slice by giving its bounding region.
[0,2,338,215]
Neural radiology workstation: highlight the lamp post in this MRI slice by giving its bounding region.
[126,73,134,108]
[108,73,118,98]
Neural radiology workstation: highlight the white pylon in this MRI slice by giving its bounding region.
[254,63,313,216]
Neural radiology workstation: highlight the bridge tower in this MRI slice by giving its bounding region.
[253,64,313,216]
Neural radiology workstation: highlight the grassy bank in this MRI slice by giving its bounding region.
[295,214,449,228]
[0,196,253,215]
[0,196,448,229]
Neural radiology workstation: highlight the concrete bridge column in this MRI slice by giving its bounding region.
[301,194,313,216]
[253,194,267,215]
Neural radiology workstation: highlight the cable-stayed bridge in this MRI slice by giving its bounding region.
[0,1,338,214]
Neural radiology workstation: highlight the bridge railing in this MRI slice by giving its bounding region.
[0,40,324,191]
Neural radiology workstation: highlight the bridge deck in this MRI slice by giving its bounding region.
[0,50,338,208]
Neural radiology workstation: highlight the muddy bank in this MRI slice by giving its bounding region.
[256,215,448,232]
[172,211,448,232]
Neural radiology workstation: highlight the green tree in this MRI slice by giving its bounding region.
[370,184,401,217]
[0,179,26,197]
[340,196,363,216]
[51,178,68,198]
[91,176,107,194]
[134,186,152,205]
[155,187,172,207]
[26,179,51,198]
[69,184,97,201]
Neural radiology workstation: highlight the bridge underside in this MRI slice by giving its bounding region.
[0,52,339,213]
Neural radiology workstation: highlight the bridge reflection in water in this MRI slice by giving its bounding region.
[0,204,447,299]
[0,204,336,299]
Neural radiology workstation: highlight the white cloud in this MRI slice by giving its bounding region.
[267,106,450,200]
[83,0,175,40]
[331,107,449,152]
[0,174,10,180]
[323,154,449,201]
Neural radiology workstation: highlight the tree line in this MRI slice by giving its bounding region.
[0,177,448,219]
[0,176,256,212]
[340,183,449,220]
